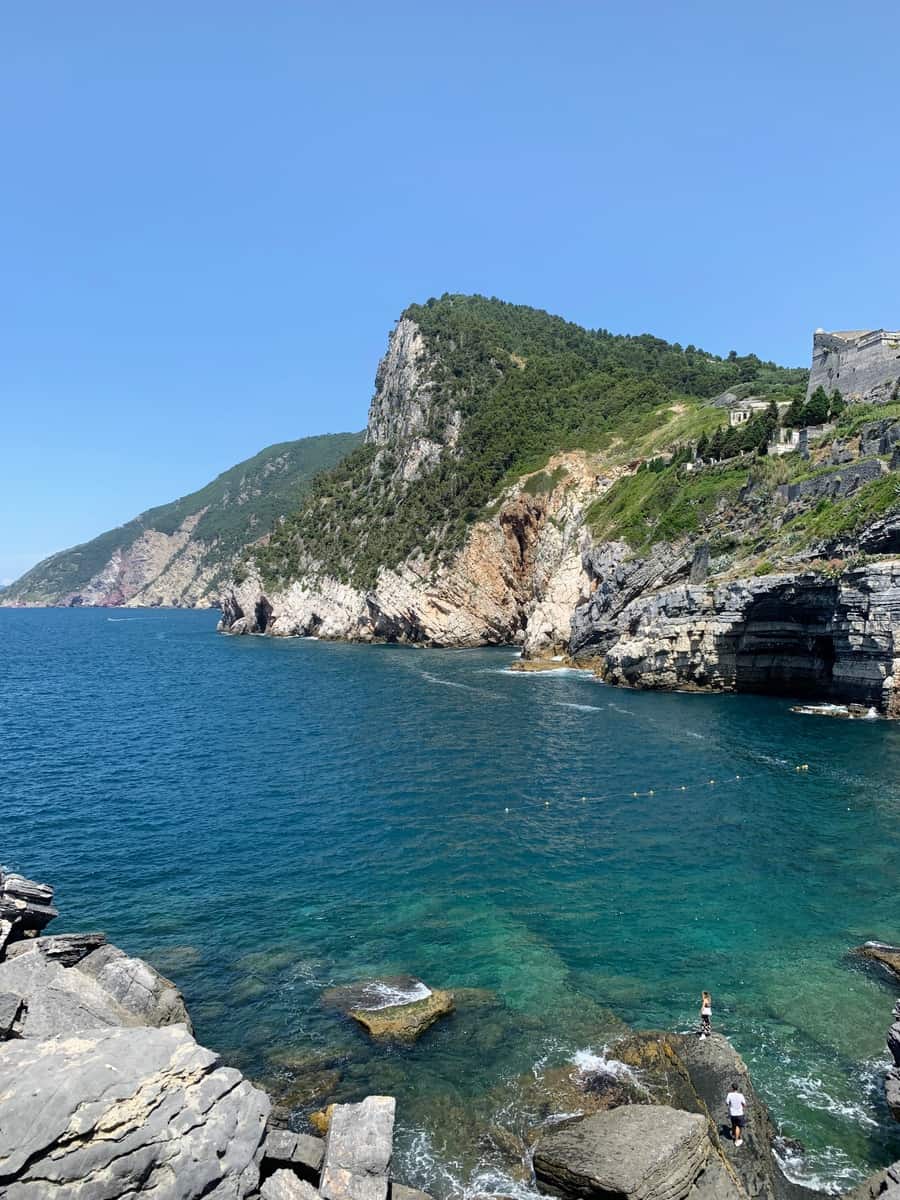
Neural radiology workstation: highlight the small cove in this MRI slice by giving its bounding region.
[3,607,900,1195]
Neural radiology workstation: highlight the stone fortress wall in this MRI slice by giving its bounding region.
[808,328,900,403]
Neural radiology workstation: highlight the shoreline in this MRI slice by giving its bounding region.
[2,866,899,1200]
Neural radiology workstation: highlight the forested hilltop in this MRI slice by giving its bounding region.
[5,432,362,608]
[252,295,807,590]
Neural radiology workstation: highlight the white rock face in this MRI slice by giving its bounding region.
[219,453,619,653]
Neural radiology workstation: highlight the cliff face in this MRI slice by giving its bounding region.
[3,433,362,609]
[571,560,900,715]
[217,297,900,712]
[220,448,612,653]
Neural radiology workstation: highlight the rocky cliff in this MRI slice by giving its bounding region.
[3,432,362,609]
[217,297,900,712]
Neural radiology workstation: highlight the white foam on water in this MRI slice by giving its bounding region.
[554,702,602,712]
[569,1047,638,1081]
[358,979,433,1011]
[785,1072,878,1128]
[419,671,480,693]
[774,1143,867,1195]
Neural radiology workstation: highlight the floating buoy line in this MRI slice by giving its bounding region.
[503,767,812,810]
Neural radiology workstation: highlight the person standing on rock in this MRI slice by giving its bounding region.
[699,991,712,1039]
[726,1082,747,1147]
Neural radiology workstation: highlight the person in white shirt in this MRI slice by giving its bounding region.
[726,1083,747,1147]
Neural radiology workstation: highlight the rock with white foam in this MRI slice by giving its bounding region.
[322,977,454,1042]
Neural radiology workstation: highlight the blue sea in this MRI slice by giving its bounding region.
[3,608,900,1195]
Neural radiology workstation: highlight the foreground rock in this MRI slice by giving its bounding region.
[534,1105,710,1200]
[0,1023,270,1198]
[846,1160,900,1200]
[613,1032,807,1200]
[320,1096,396,1200]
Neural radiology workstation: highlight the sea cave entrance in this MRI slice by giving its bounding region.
[733,586,840,699]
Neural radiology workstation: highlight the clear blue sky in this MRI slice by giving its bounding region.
[2,1,898,581]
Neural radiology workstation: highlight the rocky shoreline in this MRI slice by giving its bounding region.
[2,866,899,1200]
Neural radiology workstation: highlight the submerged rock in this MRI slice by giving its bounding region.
[349,989,455,1041]
[853,941,900,981]
[533,1104,710,1200]
[323,976,455,1041]
[0,1023,270,1198]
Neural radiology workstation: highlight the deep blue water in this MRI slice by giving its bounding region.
[3,608,900,1195]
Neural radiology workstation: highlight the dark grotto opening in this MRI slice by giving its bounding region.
[254,596,273,633]
[733,586,840,699]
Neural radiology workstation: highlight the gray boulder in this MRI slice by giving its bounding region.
[263,1129,325,1182]
[0,869,58,937]
[5,930,107,966]
[261,1170,319,1200]
[320,1095,396,1200]
[0,990,24,1038]
[887,1069,900,1123]
[0,1023,270,1198]
[0,939,191,1038]
[533,1105,710,1200]
[76,942,191,1029]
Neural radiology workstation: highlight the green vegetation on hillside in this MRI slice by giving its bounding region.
[7,432,363,603]
[586,463,749,550]
[255,295,805,589]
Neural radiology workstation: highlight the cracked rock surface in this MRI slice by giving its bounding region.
[0,1023,270,1199]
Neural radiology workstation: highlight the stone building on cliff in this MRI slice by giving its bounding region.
[808,328,900,404]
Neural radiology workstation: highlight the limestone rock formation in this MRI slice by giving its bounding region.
[320,1096,396,1200]
[0,1023,270,1199]
[612,1031,805,1200]
[219,448,602,654]
[0,936,191,1038]
[571,563,900,716]
[533,1104,711,1200]
[0,868,58,938]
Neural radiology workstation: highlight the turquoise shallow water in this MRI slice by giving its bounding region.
[3,608,900,1194]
